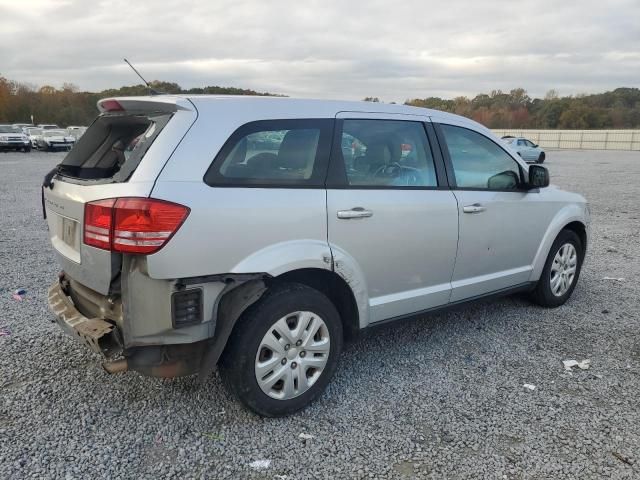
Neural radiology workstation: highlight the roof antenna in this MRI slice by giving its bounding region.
[123,58,162,95]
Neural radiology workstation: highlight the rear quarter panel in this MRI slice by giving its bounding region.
[147,99,335,279]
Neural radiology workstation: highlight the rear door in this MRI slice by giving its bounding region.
[43,97,197,294]
[326,113,459,323]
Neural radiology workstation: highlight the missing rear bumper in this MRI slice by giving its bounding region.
[48,279,123,358]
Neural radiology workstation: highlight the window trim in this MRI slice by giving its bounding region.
[325,118,449,190]
[203,118,334,189]
[433,122,527,192]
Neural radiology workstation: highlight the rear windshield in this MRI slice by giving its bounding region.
[57,112,171,182]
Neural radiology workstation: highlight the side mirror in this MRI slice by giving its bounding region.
[533,144,539,148]
[487,170,519,190]
[528,165,549,189]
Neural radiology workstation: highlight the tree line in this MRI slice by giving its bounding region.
[1,74,639,129]
[403,88,640,129]
[0,78,279,127]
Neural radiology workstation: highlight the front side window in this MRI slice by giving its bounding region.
[206,119,331,186]
[440,124,522,190]
[339,119,438,187]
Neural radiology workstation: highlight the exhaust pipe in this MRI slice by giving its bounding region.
[102,358,128,374]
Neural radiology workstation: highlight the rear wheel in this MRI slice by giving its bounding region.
[531,229,583,307]
[219,283,343,417]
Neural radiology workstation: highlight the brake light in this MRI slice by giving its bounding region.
[98,99,125,112]
[84,199,115,249]
[83,198,189,254]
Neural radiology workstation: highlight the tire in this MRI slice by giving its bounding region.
[537,152,545,163]
[219,282,343,417]
[531,229,583,307]
[23,146,31,153]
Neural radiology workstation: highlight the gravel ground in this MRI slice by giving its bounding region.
[1,149,639,479]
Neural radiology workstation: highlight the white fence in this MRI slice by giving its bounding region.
[492,129,640,151]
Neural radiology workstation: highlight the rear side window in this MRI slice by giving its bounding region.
[57,113,171,182]
[204,119,333,187]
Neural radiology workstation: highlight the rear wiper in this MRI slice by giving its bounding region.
[41,165,61,219]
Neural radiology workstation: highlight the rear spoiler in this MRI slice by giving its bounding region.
[97,96,194,114]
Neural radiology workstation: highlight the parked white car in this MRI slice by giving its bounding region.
[503,136,546,163]
[25,127,44,148]
[36,129,75,151]
[44,96,589,416]
[13,123,34,133]
[38,124,60,130]
[66,126,87,140]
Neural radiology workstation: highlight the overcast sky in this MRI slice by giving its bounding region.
[1,0,638,102]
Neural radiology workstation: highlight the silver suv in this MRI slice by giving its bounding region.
[44,96,589,416]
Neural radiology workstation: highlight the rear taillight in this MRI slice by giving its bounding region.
[83,198,189,254]
[84,199,116,250]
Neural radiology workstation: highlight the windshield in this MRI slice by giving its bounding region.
[44,130,67,137]
[27,128,43,135]
[41,125,59,130]
[0,126,22,133]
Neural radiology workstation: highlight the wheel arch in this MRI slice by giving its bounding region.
[563,220,588,258]
[271,268,361,342]
[530,209,588,281]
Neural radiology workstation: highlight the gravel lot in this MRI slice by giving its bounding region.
[1,149,639,479]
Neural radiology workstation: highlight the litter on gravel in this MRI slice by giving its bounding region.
[11,288,26,301]
[523,384,536,391]
[612,451,633,466]
[248,459,271,470]
[299,433,315,440]
[603,277,625,281]
[0,327,10,336]
[563,359,591,371]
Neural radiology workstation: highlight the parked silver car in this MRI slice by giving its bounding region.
[44,96,589,416]
[0,124,31,152]
[503,136,546,163]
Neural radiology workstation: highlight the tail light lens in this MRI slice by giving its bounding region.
[84,199,116,249]
[84,198,189,254]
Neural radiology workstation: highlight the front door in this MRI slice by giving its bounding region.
[326,113,459,323]
[434,121,554,301]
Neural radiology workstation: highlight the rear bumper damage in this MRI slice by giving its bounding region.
[47,272,267,379]
[47,276,206,377]
[48,279,123,358]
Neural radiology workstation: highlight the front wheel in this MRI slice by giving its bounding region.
[531,229,583,307]
[219,283,343,417]
[536,152,546,163]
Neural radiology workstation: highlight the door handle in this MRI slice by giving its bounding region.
[462,203,486,214]
[337,207,373,219]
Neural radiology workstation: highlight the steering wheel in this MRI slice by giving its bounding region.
[373,163,425,186]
